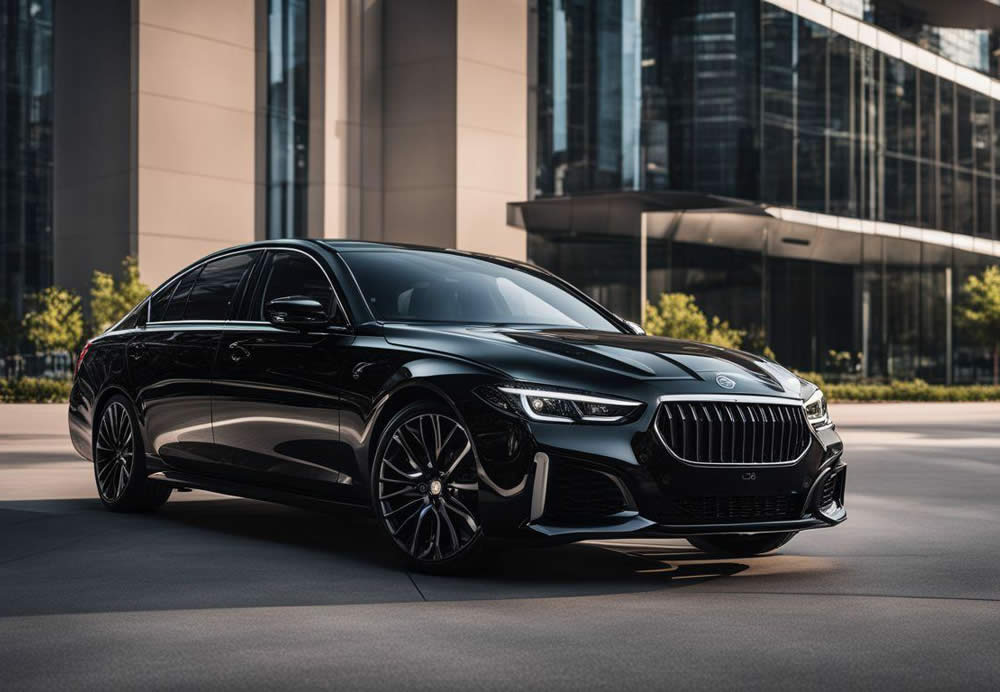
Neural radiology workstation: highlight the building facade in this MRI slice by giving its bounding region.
[524,0,1000,383]
[3,0,1000,383]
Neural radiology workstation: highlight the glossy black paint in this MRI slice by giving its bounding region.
[69,239,846,543]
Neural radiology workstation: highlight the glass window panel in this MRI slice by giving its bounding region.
[919,243,951,383]
[919,162,936,228]
[884,238,922,380]
[861,236,885,378]
[163,269,199,322]
[266,0,310,238]
[975,174,992,239]
[148,279,178,323]
[0,0,54,317]
[884,57,916,156]
[797,132,826,212]
[940,166,954,232]
[973,94,990,171]
[796,18,827,212]
[883,155,916,226]
[761,4,795,206]
[829,35,855,217]
[184,253,259,322]
[953,249,993,383]
[994,99,1000,176]
[955,170,973,235]
[256,251,336,321]
[940,80,954,164]
[918,70,936,161]
[956,87,973,169]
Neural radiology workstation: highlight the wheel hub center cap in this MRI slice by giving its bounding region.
[429,480,443,496]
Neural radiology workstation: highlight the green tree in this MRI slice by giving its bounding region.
[22,286,84,357]
[90,256,150,334]
[959,265,1000,385]
[643,293,745,349]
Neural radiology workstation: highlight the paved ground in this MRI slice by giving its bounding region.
[1,402,998,690]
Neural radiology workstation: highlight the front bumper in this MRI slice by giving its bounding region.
[470,399,846,542]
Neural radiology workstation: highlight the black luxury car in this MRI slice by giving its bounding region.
[69,239,846,569]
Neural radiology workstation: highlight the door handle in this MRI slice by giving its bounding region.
[229,342,251,363]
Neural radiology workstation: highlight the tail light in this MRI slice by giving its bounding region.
[76,341,92,377]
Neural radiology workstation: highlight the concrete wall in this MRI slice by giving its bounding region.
[323,0,383,241]
[53,0,528,301]
[134,0,257,288]
[455,0,528,260]
[380,0,527,259]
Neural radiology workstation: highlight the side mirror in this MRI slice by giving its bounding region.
[624,320,646,335]
[264,296,329,331]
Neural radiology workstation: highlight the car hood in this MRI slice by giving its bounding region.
[383,324,808,400]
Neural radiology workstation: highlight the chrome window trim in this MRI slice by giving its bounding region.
[143,247,351,328]
[652,394,811,468]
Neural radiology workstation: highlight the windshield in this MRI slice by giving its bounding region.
[339,249,621,331]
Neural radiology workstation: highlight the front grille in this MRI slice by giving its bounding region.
[655,494,800,524]
[655,400,811,465]
[543,462,627,525]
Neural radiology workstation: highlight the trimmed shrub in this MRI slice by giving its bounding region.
[0,377,73,403]
[826,380,1000,402]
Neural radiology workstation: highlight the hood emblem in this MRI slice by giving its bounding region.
[715,374,737,390]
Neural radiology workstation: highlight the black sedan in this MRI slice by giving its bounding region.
[69,239,846,570]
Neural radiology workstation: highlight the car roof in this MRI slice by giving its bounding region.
[195,238,548,276]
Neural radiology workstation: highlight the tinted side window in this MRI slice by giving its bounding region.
[115,301,146,331]
[256,251,339,322]
[148,279,177,322]
[163,269,200,321]
[184,253,259,321]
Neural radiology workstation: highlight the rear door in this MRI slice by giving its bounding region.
[129,251,260,475]
[211,249,357,498]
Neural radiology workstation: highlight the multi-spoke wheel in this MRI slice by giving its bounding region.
[93,395,171,512]
[95,401,134,503]
[373,403,483,569]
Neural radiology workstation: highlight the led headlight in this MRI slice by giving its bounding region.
[803,388,830,428]
[479,385,644,424]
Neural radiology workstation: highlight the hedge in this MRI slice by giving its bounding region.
[0,377,73,403]
[826,381,1000,402]
[793,372,1000,402]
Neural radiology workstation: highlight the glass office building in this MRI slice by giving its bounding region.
[0,0,53,319]
[527,0,1000,383]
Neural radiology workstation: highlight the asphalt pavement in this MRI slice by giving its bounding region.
[1,402,998,690]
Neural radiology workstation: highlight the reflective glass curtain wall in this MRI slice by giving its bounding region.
[532,1,1000,383]
[0,0,53,318]
[537,0,758,199]
[266,0,309,239]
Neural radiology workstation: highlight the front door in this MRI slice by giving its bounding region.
[211,249,358,500]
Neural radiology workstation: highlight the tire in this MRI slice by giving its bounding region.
[93,394,172,513]
[370,401,485,572]
[687,531,797,557]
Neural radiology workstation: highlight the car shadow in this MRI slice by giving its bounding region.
[1,494,766,616]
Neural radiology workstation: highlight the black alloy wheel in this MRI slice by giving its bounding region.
[93,395,171,512]
[373,403,483,568]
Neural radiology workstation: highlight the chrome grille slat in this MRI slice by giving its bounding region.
[655,400,811,466]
